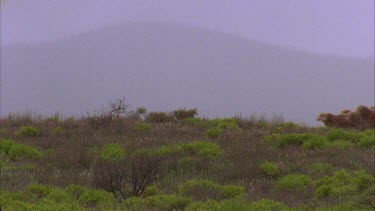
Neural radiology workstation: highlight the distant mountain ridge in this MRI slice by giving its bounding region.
[1,22,374,124]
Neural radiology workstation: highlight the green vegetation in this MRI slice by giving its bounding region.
[259,161,279,178]
[133,122,152,131]
[15,126,41,137]
[0,139,42,160]
[0,108,374,210]
[276,174,312,191]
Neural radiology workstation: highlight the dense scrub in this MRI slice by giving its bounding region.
[0,110,374,210]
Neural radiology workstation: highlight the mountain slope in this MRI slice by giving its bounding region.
[1,23,374,124]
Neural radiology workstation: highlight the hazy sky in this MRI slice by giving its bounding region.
[1,0,374,59]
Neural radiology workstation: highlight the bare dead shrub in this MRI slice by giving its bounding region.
[92,150,163,199]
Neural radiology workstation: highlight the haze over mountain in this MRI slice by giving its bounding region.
[1,23,374,124]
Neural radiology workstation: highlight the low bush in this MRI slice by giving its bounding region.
[133,123,152,132]
[263,133,317,148]
[183,117,206,128]
[302,136,328,149]
[8,144,43,161]
[204,128,222,139]
[183,141,222,157]
[146,194,191,210]
[0,139,42,161]
[276,174,312,191]
[79,189,115,207]
[124,197,149,210]
[358,135,375,148]
[259,161,279,178]
[100,143,125,160]
[249,198,288,210]
[25,184,52,199]
[325,129,361,142]
[179,179,222,201]
[220,185,245,199]
[326,140,354,149]
[15,126,41,137]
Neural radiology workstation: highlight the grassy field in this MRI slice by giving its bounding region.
[0,108,374,210]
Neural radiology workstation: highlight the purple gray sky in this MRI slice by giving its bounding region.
[1,0,374,60]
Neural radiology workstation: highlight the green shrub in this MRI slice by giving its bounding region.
[183,141,222,157]
[276,174,312,191]
[101,143,125,160]
[302,136,328,149]
[25,184,52,199]
[221,185,245,199]
[326,140,354,149]
[215,198,251,210]
[204,128,222,139]
[352,170,375,191]
[264,133,317,148]
[325,129,360,142]
[259,161,279,178]
[8,144,43,161]
[51,126,65,136]
[124,197,149,210]
[1,200,35,210]
[35,198,81,211]
[0,139,17,155]
[65,184,88,199]
[143,185,161,197]
[179,179,221,200]
[133,123,152,132]
[79,189,115,206]
[207,118,239,130]
[249,199,288,210]
[275,122,301,132]
[358,135,375,148]
[314,169,355,198]
[146,194,191,210]
[44,189,72,203]
[185,199,219,211]
[0,128,6,137]
[174,108,197,120]
[15,126,41,137]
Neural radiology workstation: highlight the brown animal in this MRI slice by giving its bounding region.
[317,113,351,128]
[317,105,375,129]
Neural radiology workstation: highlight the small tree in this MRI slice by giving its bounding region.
[86,97,128,128]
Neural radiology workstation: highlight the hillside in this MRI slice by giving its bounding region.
[1,22,374,124]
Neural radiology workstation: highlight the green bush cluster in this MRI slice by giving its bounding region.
[1,184,119,210]
[259,161,279,178]
[15,126,41,137]
[207,118,239,130]
[0,139,42,161]
[263,129,374,149]
[276,174,312,191]
[314,169,375,199]
[133,122,152,131]
[204,128,222,139]
[100,143,125,160]
[155,141,222,158]
[179,179,244,201]
[185,198,288,211]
